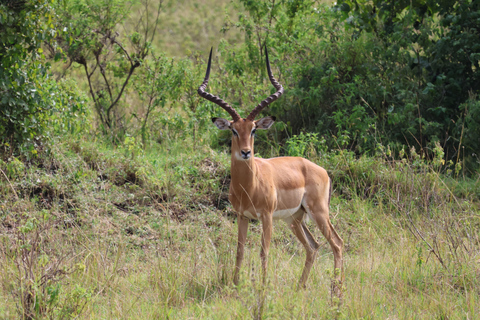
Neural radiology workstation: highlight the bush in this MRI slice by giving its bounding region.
[1,214,91,319]
[0,0,58,158]
[218,0,479,171]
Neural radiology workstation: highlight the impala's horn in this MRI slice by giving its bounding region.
[198,47,241,122]
[246,47,284,121]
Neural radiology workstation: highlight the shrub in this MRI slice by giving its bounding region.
[0,0,58,158]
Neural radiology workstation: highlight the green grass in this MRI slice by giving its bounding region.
[1,131,479,319]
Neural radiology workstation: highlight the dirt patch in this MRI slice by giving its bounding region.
[167,203,188,222]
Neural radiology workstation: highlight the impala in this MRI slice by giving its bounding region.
[198,47,343,291]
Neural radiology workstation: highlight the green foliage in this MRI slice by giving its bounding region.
[0,156,25,180]
[53,0,163,141]
[453,94,480,171]
[331,0,480,164]
[49,79,90,136]
[216,0,480,171]
[0,0,58,158]
[285,132,326,158]
[132,52,186,146]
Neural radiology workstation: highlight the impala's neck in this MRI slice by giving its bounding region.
[230,153,257,193]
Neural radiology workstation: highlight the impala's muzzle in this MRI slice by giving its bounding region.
[241,149,251,160]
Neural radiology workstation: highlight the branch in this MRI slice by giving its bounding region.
[106,61,140,116]
[93,29,134,66]
[96,54,113,101]
[406,211,446,269]
[0,167,18,200]
[83,62,107,127]
[142,94,156,133]
[149,0,164,44]
[111,37,134,66]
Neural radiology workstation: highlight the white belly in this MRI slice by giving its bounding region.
[242,205,302,220]
[272,204,302,220]
[240,188,305,220]
[242,210,258,220]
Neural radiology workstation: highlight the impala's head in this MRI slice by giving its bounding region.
[198,47,283,161]
[211,116,276,160]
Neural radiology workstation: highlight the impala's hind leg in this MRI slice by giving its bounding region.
[301,221,320,252]
[303,197,344,295]
[287,212,320,288]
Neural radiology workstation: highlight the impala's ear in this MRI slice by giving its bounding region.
[255,116,276,130]
[212,117,232,130]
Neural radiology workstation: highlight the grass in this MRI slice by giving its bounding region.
[1,129,479,319]
[145,0,243,57]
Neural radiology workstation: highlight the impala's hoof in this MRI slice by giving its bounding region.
[331,279,343,300]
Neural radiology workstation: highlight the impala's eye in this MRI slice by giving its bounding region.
[232,129,238,137]
[251,129,256,136]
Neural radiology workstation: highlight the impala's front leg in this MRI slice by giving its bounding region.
[234,215,249,286]
[260,213,273,284]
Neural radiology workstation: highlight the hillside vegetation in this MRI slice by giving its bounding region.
[1,0,479,319]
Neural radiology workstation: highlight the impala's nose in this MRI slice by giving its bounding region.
[241,149,251,159]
